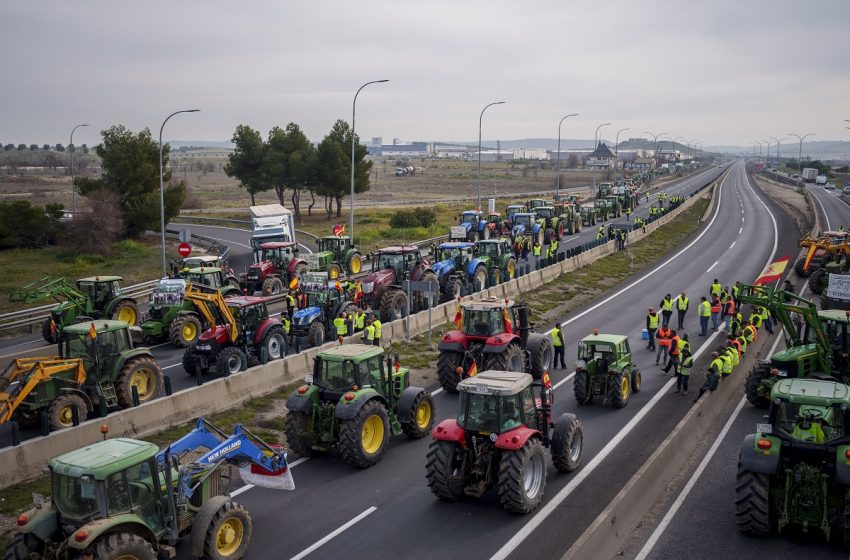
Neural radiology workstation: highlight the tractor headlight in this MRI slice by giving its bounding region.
[361,282,374,294]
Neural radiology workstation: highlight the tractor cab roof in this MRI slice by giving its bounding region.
[462,297,514,311]
[182,255,224,265]
[50,438,159,480]
[185,267,223,275]
[507,205,525,210]
[439,241,475,250]
[513,212,536,218]
[63,319,129,335]
[379,245,420,254]
[818,309,850,324]
[77,276,123,283]
[487,212,501,217]
[321,235,351,241]
[259,241,296,249]
[457,370,532,396]
[224,296,269,308]
[318,343,384,363]
[580,333,628,346]
[461,210,482,215]
[771,378,850,406]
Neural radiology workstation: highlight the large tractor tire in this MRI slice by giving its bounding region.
[260,326,287,362]
[116,356,163,408]
[327,263,343,280]
[544,228,554,245]
[551,413,583,473]
[182,346,202,377]
[630,367,642,394]
[794,256,811,278]
[735,463,771,537]
[284,411,313,457]
[308,321,325,348]
[442,277,463,301]
[202,501,252,560]
[215,347,247,377]
[744,363,771,409]
[348,252,363,275]
[487,343,525,372]
[426,440,467,501]
[169,314,202,348]
[46,393,87,431]
[527,333,554,379]
[4,533,45,560]
[498,437,547,514]
[472,265,488,292]
[482,226,491,240]
[489,267,502,288]
[339,399,390,468]
[557,222,565,240]
[380,290,408,322]
[400,390,435,439]
[574,370,592,404]
[111,300,139,326]
[608,369,629,408]
[89,533,156,560]
[437,350,464,392]
[262,276,284,296]
[808,268,826,295]
[468,230,480,243]
[504,258,517,280]
[40,319,59,343]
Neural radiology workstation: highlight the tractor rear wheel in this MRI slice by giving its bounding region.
[472,265,488,292]
[284,411,313,457]
[527,333,554,379]
[557,222,565,240]
[631,367,642,393]
[46,393,87,431]
[90,532,156,560]
[216,347,247,377]
[307,321,325,347]
[487,343,525,372]
[745,364,771,409]
[40,319,58,343]
[4,533,45,560]
[608,369,629,408]
[426,440,467,501]
[418,271,439,309]
[401,390,435,439]
[339,399,389,468]
[808,268,826,295]
[260,327,286,362]
[262,276,284,296]
[203,501,252,560]
[437,350,464,392]
[327,263,343,280]
[573,370,592,405]
[169,314,202,347]
[735,462,771,536]
[498,437,547,514]
[116,356,163,408]
[442,277,463,301]
[380,290,408,322]
[544,228,554,245]
[551,413,583,473]
[111,301,139,326]
[348,252,363,275]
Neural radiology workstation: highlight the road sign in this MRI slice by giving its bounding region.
[178,228,192,243]
[178,243,192,257]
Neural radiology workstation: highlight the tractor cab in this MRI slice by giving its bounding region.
[576,334,631,376]
[318,236,350,255]
[475,239,505,260]
[460,211,483,225]
[456,370,538,434]
[535,206,556,220]
[487,212,502,224]
[526,199,547,212]
[819,309,850,375]
[512,213,535,229]
[64,320,133,373]
[181,267,226,291]
[76,276,123,309]
[436,242,475,269]
[180,254,230,272]
[311,344,405,401]
[254,241,298,268]
[460,298,517,338]
[227,297,270,336]
[768,378,850,444]
[505,205,525,221]
[374,246,421,277]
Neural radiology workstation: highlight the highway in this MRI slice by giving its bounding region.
[142,161,798,560]
[808,181,850,233]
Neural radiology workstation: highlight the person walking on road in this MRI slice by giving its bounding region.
[697,296,711,336]
[659,294,674,328]
[676,292,689,330]
[675,348,693,395]
[533,243,541,270]
[656,325,672,365]
[552,324,566,369]
[663,330,681,374]
[596,226,605,240]
[710,279,721,298]
[646,307,659,351]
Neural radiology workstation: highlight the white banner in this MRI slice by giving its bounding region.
[827,273,850,301]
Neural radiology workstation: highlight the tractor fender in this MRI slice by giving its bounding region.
[531,223,542,235]
[286,383,319,414]
[190,495,232,557]
[333,300,357,318]
[68,515,159,552]
[253,318,283,346]
[837,445,850,485]
[483,333,521,353]
[478,220,487,232]
[466,258,486,277]
[412,265,435,282]
[437,341,465,353]
[432,418,465,443]
[495,427,541,451]
[396,387,428,424]
[104,296,137,318]
[16,505,58,542]
[335,390,386,421]
[288,258,308,275]
[112,349,156,375]
[739,433,781,474]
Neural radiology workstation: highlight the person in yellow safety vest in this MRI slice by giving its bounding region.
[676,292,689,330]
[742,322,756,345]
[697,296,711,336]
[677,333,690,356]
[547,239,559,260]
[761,306,774,334]
[333,311,348,340]
[710,279,721,298]
[659,294,674,328]
[281,313,291,335]
[749,307,763,330]
[552,324,566,369]
[597,226,605,240]
[674,348,693,395]
[362,318,375,344]
[719,350,733,378]
[727,344,740,368]
[697,352,724,399]
[729,335,742,357]
[736,335,748,355]
[732,281,742,302]
[372,315,382,346]
[646,307,660,350]
[625,207,632,222]
[354,309,366,332]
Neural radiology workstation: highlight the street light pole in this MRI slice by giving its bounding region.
[159,109,200,277]
[614,127,629,183]
[350,79,389,242]
[555,113,578,196]
[770,136,787,168]
[69,123,89,214]
[476,101,506,211]
[644,131,668,164]
[789,132,814,187]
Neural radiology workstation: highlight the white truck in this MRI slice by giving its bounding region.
[250,204,296,249]
[802,167,819,182]
[816,175,828,186]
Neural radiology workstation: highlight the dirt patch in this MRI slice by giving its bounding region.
[751,175,812,234]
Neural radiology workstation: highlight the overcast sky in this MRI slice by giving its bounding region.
[2,0,848,148]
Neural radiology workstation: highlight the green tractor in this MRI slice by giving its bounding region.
[592,199,611,222]
[6,418,293,560]
[0,320,163,431]
[580,203,598,227]
[474,239,517,287]
[307,235,363,279]
[736,378,850,545]
[553,200,582,235]
[534,206,564,244]
[525,198,548,213]
[573,333,642,408]
[11,276,140,343]
[603,195,623,218]
[285,344,435,468]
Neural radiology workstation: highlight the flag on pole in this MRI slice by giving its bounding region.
[453,298,463,330]
[289,277,299,290]
[754,256,790,286]
[50,320,57,335]
[332,224,345,236]
[467,359,478,377]
[502,307,513,334]
[88,322,98,340]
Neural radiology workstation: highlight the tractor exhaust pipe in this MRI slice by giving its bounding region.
[517,304,530,348]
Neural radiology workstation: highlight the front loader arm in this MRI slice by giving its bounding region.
[0,357,85,424]
[184,283,239,343]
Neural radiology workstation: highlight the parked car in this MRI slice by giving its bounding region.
[842,187,850,196]
[825,182,836,190]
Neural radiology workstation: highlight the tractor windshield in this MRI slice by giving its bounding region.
[462,309,505,336]
[458,392,523,433]
[514,215,531,227]
[461,213,479,224]
[306,291,328,307]
[184,272,221,289]
[66,328,131,368]
[378,253,404,271]
[259,248,284,263]
[477,243,500,259]
[774,400,845,443]
[53,473,102,521]
[488,214,501,223]
[536,208,553,219]
[318,359,356,390]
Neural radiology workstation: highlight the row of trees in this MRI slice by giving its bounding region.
[0,201,65,249]
[2,143,89,153]
[225,120,372,218]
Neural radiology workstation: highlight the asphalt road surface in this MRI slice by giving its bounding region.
[808,182,850,233]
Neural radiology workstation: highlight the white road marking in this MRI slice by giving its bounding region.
[729,242,736,249]
[162,364,182,370]
[195,234,252,250]
[738,227,743,234]
[552,371,576,390]
[706,260,719,272]
[289,506,378,560]
[810,190,832,231]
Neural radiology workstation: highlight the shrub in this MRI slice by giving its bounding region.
[388,207,436,229]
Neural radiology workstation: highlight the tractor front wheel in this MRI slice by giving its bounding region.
[203,501,252,560]
[400,390,435,439]
[46,393,87,431]
[735,462,772,536]
[489,267,502,288]
[472,265,488,291]
[216,347,247,377]
[380,290,408,322]
[182,346,201,377]
[573,370,592,405]
[608,369,629,408]
[498,437,547,514]
[116,356,164,408]
[284,411,313,457]
[327,263,343,280]
[40,319,58,343]
[89,532,156,560]
[426,440,467,501]
[794,256,811,277]
[443,277,463,301]
[260,326,287,362]
[808,268,826,295]
[551,413,583,473]
[744,364,771,409]
[437,350,464,392]
[169,314,202,348]
[4,533,45,560]
[339,399,390,468]
[527,333,554,379]
[307,321,325,348]
[631,367,642,393]
[111,301,139,326]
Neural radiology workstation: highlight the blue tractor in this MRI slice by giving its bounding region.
[510,212,545,247]
[450,210,491,242]
[432,242,479,301]
[291,276,359,348]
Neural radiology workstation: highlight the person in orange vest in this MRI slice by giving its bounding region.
[722,297,736,332]
[662,330,681,374]
[710,294,721,331]
[656,326,673,365]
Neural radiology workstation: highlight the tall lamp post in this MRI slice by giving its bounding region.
[69,123,89,214]
[789,132,815,187]
[686,138,697,161]
[350,79,389,241]
[159,109,200,277]
[770,136,787,168]
[477,101,506,211]
[644,131,667,163]
[614,127,629,183]
[555,113,578,196]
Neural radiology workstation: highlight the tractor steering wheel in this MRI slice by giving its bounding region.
[801,408,824,420]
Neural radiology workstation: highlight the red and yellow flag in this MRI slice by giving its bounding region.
[542,371,552,389]
[335,280,343,292]
[88,322,98,340]
[467,360,478,377]
[332,224,345,236]
[49,320,57,335]
[502,308,513,335]
[453,298,463,330]
[289,277,299,290]
[754,256,790,286]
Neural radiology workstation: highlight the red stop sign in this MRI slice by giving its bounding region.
[178,242,191,257]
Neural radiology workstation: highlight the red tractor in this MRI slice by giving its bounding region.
[359,245,439,322]
[436,298,553,392]
[243,241,308,295]
[486,212,510,237]
[426,369,584,513]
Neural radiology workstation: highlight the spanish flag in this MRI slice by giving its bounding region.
[50,319,57,335]
[754,256,790,286]
[542,371,552,389]
[88,322,98,340]
[289,277,299,290]
[467,359,478,377]
[335,280,343,292]
[502,308,513,334]
[332,224,345,236]
[453,298,463,330]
